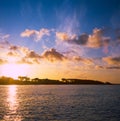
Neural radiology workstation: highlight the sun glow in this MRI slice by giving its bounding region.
[1,63,29,79]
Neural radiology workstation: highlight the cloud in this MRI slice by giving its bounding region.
[56,28,110,49]
[56,32,88,45]
[21,29,35,37]
[16,48,42,64]
[103,56,120,65]
[0,40,42,64]
[21,50,42,64]
[18,48,68,64]
[7,44,28,57]
[0,40,10,49]
[17,56,41,65]
[88,28,104,48]
[9,45,19,51]
[95,65,104,69]
[0,58,7,64]
[74,34,88,45]
[96,65,120,70]
[106,66,120,70]
[25,50,41,59]
[87,28,110,49]
[0,38,68,64]
[95,65,120,70]
[73,56,94,65]
[56,32,70,41]
[42,48,66,62]
[21,28,50,41]
[7,51,19,57]
[0,34,10,40]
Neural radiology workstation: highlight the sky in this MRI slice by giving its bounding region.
[0,0,120,83]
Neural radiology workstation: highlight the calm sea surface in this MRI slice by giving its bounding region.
[0,85,120,121]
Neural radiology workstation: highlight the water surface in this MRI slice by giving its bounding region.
[0,85,120,121]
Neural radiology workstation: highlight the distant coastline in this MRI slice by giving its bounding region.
[0,76,113,85]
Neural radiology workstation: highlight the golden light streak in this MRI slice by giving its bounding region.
[4,86,22,121]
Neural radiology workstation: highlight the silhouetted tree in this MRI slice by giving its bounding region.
[18,76,30,82]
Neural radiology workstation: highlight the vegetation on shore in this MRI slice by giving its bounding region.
[0,76,112,85]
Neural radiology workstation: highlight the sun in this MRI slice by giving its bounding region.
[1,63,29,79]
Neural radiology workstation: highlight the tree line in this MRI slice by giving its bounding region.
[0,76,111,85]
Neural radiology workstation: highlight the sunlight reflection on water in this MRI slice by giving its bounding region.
[0,85,119,121]
[8,85,17,111]
[3,85,22,121]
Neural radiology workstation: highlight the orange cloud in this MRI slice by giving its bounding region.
[20,29,36,37]
[56,28,110,50]
[73,56,94,65]
[0,58,7,64]
[7,51,19,57]
[56,32,70,41]
[88,28,103,48]
[42,48,67,62]
[9,45,19,51]
[0,40,42,64]
[25,50,41,59]
[21,50,42,64]
[95,65,104,69]
[103,56,120,65]
[56,32,88,45]
[21,28,50,41]
[95,65,120,70]
[17,56,41,65]
[88,28,110,48]
[106,66,120,69]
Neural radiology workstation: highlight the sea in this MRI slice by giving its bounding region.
[0,85,120,121]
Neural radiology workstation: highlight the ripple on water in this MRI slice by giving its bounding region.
[0,85,120,121]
